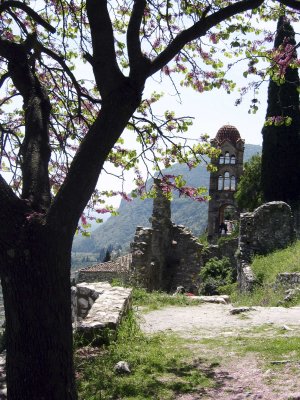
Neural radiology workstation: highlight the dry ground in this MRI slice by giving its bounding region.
[140,304,300,400]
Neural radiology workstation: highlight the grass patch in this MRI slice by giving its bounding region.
[251,241,300,283]
[132,287,197,312]
[231,285,286,307]
[76,312,214,400]
[200,331,300,367]
[232,240,300,307]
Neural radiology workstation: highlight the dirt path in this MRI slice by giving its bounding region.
[140,304,300,337]
[139,304,300,400]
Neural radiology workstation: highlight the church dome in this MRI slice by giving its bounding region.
[215,125,241,144]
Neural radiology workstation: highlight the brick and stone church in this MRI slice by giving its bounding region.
[207,125,244,242]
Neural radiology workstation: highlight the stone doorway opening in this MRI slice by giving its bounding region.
[219,204,238,235]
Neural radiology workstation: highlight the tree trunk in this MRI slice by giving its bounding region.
[0,79,144,399]
[0,219,77,400]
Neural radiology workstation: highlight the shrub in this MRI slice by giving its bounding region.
[199,257,234,295]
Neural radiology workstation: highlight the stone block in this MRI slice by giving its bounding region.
[75,282,132,345]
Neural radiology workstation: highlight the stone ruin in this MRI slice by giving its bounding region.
[130,180,237,292]
[78,179,238,293]
[77,185,298,295]
[237,201,296,291]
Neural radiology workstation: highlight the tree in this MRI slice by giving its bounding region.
[261,15,300,205]
[235,154,264,211]
[0,0,300,399]
[103,250,111,263]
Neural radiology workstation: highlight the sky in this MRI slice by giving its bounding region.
[142,73,267,145]
[97,65,269,205]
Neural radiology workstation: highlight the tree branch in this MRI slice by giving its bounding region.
[0,174,19,204]
[0,72,10,89]
[0,37,51,211]
[86,0,125,98]
[0,1,56,33]
[149,0,264,76]
[127,0,151,80]
[38,43,101,105]
[48,81,143,233]
[0,174,26,227]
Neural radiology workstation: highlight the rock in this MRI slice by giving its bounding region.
[76,285,94,297]
[230,307,253,315]
[198,296,227,304]
[282,324,293,331]
[88,297,95,308]
[77,297,89,310]
[114,361,131,374]
[194,295,230,304]
[174,286,185,295]
[284,287,300,302]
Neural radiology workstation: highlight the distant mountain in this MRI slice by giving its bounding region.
[72,144,261,257]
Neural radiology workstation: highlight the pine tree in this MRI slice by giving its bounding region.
[261,16,300,204]
[103,250,111,262]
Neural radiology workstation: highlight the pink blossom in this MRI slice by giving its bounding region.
[96,208,111,214]
[119,192,132,202]
[81,215,87,225]
[209,33,218,44]
[162,65,170,75]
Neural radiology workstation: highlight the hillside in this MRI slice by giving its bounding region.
[72,144,261,258]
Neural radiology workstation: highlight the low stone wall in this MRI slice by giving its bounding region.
[275,272,300,288]
[72,282,132,342]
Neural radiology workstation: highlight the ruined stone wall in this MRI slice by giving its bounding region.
[130,223,239,293]
[130,181,174,291]
[217,238,238,271]
[77,270,129,284]
[291,202,300,238]
[130,223,204,292]
[238,201,295,291]
[275,272,300,288]
[130,227,157,289]
[166,225,203,292]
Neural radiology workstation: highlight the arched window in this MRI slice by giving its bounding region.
[219,154,225,164]
[230,175,236,190]
[224,152,230,164]
[224,172,230,190]
[230,155,236,164]
[218,175,223,190]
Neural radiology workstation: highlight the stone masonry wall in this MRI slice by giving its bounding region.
[238,201,295,291]
[77,270,129,284]
[165,225,203,292]
[130,227,156,289]
[275,273,300,288]
[130,181,239,293]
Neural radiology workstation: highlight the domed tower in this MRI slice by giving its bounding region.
[207,125,245,242]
